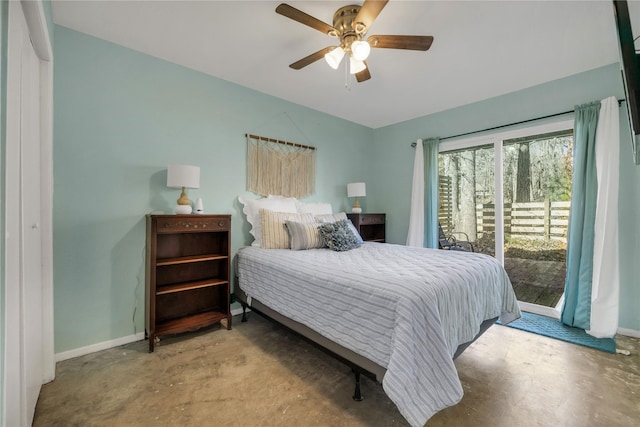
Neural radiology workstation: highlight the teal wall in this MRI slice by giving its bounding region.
[371,63,639,332]
[53,26,639,353]
[53,26,373,353]
[0,0,8,419]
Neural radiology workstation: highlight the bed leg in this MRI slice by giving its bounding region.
[352,370,363,401]
[241,303,247,322]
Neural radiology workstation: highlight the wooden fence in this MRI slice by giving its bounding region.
[438,174,570,242]
[476,201,570,242]
[438,176,453,235]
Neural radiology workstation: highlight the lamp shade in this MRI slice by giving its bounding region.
[351,40,371,61]
[167,164,200,189]
[347,182,366,198]
[349,57,366,74]
[325,46,345,69]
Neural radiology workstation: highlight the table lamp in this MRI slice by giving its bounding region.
[167,164,200,214]
[347,182,366,213]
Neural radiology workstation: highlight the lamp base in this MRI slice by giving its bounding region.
[175,204,193,214]
[351,207,362,213]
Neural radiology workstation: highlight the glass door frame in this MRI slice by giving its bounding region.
[438,118,574,317]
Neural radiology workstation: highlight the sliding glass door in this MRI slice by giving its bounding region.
[438,121,574,312]
[439,143,494,254]
[501,130,573,308]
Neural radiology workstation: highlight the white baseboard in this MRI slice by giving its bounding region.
[53,308,638,363]
[55,310,250,362]
[55,332,145,362]
[231,306,248,316]
[617,327,640,338]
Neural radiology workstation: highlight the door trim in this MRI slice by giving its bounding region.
[3,1,54,425]
[21,0,54,383]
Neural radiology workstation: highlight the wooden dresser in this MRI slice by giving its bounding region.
[347,213,386,243]
[145,214,231,352]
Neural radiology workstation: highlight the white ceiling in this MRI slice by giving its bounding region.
[51,0,630,129]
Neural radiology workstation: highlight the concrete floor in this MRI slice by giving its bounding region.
[34,313,640,427]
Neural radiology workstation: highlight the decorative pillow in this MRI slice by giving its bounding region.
[260,209,315,249]
[238,196,298,247]
[315,212,348,223]
[315,212,364,244]
[285,220,325,250]
[295,200,333,216]
[318,219,361,252]
[346,221,364,245]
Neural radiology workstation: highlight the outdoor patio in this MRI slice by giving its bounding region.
[504,257,565,307]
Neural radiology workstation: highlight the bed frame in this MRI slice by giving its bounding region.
[234,287,497,401]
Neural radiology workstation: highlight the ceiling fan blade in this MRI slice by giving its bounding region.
[367,35,434,51]
[353,0,389,32]
[276,3,336,36]
[356,63,371,83]
[289,46,335,70]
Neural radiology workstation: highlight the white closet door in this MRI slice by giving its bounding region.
[21,9,44,421]
[5,2,44,425]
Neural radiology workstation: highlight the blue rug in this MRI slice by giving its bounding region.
[499,312,616,353]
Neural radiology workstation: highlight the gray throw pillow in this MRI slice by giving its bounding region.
[318,219,361,251]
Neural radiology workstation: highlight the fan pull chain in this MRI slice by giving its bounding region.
[344,59,351,91]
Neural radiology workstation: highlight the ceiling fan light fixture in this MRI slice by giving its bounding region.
[325,46,345,69]
[276,1,433,84]
[349,57,366,74]
[351,40,371,61]
[354,22,367,34]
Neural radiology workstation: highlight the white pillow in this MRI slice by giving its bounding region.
[238,196,298,247]
[260,210,315,249]
[315,212,348,223]
[295,200,333,216]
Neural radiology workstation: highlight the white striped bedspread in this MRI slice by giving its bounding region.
[236,242,521,426]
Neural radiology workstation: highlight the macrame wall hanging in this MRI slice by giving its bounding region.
[246,133,316,198]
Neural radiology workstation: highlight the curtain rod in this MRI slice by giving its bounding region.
[410,99,625,147]
[246,133,316,150]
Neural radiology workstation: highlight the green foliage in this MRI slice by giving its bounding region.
[438,130,573,263]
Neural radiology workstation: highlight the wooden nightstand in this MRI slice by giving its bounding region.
[347,213,386,243]
[145,214,232,352]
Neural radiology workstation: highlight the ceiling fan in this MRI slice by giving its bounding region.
[275,0,434,83]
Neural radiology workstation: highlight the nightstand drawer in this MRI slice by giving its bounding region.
[359,214,385,225]
[155,216,230,233]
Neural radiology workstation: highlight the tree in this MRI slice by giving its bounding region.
[503,144,518,203]
[457,150,477,240]
[440,150,476,240]
[515,142,531,202]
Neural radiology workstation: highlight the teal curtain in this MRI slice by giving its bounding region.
[561,101,600,329]
[423,137,440,248]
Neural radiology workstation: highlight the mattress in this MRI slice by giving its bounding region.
[236,242,521,426]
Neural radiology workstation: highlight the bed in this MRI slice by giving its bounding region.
[234,240,521,427]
